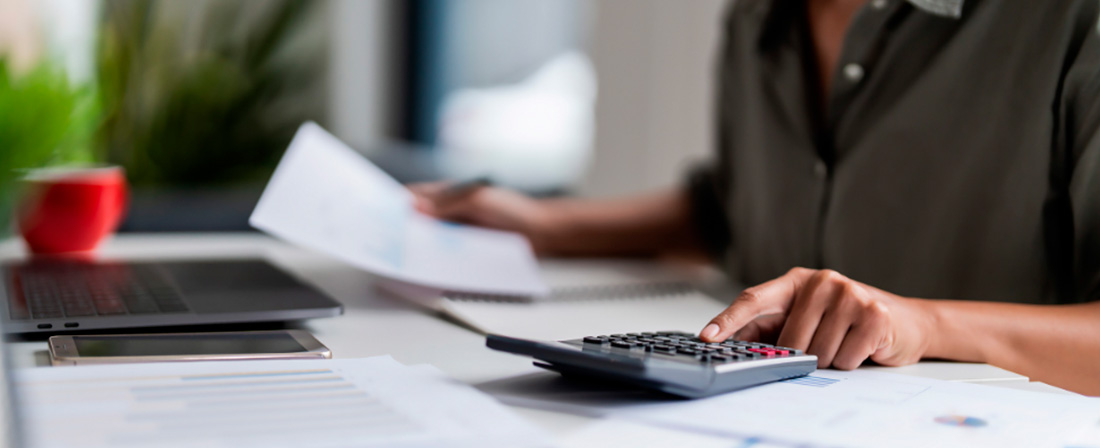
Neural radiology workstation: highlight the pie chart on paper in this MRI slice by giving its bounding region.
[934,415,988,428]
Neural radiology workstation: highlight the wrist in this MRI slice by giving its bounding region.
[526,199,574,254]
[915,297,945,360]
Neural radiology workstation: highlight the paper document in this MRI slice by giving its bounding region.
[438,291,728,340]
[251,122,548,296]
[15,356,548,448]
[561,418,762,448]
[484,368,1100,447]
[377,258,731,340]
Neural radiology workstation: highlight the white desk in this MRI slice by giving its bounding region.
[0,233,1074,441]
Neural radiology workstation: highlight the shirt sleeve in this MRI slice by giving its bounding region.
[683,4,742,263]
[1060,2,1100,302]
[685,163,731,261]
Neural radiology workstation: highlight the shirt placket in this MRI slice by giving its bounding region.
[812,0,902,268]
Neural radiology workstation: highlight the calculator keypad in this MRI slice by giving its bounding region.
[571,331,802,364]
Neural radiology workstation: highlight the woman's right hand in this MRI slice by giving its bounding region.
[408,182,559,253]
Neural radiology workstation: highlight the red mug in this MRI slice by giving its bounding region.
[15,166,129,255]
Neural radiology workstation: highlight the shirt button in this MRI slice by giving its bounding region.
[843,63,865,83]
[871,0,888,10]
[814,161,828,178]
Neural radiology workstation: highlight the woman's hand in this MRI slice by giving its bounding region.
[408,182,557,253]
[699,268,938,370]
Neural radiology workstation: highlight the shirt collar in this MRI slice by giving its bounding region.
[908,0,964,19]
[756,0,966,50]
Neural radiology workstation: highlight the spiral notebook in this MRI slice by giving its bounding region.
[378,260,732,340]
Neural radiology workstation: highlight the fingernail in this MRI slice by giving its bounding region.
[700,323,720,340]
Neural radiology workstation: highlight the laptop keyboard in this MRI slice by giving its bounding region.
[7,263,190,320]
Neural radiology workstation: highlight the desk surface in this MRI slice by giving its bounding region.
[0,233,1074,441]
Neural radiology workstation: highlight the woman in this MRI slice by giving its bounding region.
[413,0,1100,394]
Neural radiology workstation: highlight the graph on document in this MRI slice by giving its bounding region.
[17,367,422,447]
[781,375,841,388]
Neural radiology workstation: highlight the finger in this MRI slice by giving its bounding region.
[409,183,451,214]
[734,314,785,343]
[775,270,843,351]
[733,320,763,342]
[407,182,450,199]
[831,317,887,370]
[804,305,855,369]
[429,192,485,221]
[700,268,815,342]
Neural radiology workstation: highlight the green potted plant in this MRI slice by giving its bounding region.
[95,0,325,231]
[0,57,100,238]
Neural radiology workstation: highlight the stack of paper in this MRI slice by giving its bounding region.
[484,368,1100,447]
[15,356,549,448]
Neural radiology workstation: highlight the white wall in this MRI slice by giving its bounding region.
[328,0,401,151]
[580,0,730,197]
[325,0,732,197]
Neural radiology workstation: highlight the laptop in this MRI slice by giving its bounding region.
[0,258,343,334]
[0,318,21,448]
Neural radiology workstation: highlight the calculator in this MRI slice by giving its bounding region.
[486,331,817,398]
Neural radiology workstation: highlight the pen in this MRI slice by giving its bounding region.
[440,177,493,199]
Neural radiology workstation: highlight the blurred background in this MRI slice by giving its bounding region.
[0,0,726,233]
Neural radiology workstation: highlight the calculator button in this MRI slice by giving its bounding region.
[677,347,698,355]
[748,348,776,357]
[710,355,732,362]
[583,336,607,344]
[653,345,676,353]
[611,341,634,349]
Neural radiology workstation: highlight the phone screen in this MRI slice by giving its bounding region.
[73,333,308,357]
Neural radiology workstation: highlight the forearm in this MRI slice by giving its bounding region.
[923,299,1100,395]
[536,187,705,258]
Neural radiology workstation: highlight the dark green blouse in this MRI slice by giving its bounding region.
[689,0,1100,303]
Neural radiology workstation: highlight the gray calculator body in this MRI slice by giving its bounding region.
[487,332,817,398]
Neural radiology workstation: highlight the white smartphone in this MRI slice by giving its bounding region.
[47,330,331,366]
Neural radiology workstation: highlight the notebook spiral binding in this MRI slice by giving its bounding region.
[442,281,696,304]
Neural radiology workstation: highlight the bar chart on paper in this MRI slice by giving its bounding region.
[15,357,546,448]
